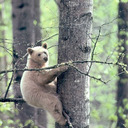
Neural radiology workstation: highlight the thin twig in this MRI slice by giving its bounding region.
[34,33,58,46]
[71,64,107,84]
[94,17,118,29]
[48,44,58,49]
[87,26,101,74]
[4,72,15,99]
[0,45,12,56]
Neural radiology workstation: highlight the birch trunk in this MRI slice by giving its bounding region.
[56,0,93,128]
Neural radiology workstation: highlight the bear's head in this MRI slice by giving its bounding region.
[27,43,49,67]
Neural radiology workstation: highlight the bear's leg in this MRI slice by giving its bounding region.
[53,103,67,125]
[47,96,67,125]
[43,65,68,84]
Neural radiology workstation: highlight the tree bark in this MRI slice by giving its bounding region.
[33,0,42,45]
[117,2,128,128]
[56,1,93,128]
[12,0,47,127]
[0,1,8,89]
[0,1,8,123]
[33,0,47,127]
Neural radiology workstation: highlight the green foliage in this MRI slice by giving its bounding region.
[116,99,128,126]
[41,0,59,66]
[125,119,128,127]
[91,109,100,120]
[0,0,15,128]
[121,0,128,2]
[0,120,2,126]
[90,0,119,127]
[0,102,15,127]
[109,115,117,121]
[24,119,38,128]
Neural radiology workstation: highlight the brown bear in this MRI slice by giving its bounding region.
[20,43,68,125]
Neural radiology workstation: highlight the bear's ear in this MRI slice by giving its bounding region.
[27,48,33,55]
[42,43,47,49]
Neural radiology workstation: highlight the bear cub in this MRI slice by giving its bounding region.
[20,43,68,125]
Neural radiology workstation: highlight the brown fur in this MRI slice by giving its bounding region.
[20,43,68,125]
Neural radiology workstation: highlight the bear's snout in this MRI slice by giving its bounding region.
[44,57,48,62]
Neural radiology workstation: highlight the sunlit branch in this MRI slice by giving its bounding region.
[0,60,126,75]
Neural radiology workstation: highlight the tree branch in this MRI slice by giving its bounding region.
[0,60,127,103]
[87,26,101,74]
[0,98,25,103]
[4,72,15,99]
[0,60,126,75]
[70,64,107,84]
[0,60,127,101]
[35,33,58,46]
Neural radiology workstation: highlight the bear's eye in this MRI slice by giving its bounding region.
[43,52,47,55]
[38,53,41,56]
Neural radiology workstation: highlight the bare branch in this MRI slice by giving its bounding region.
[0,60,126,75]
[87,26,101,74]
[70,64,107,84]
[0,45,12,56]
[0,98,25,103]
[48,44,58,49]
[4,72,15,99]
[35,33,58,46]
[94,17,118,29]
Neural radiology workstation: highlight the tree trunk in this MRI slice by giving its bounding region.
[56,1,93,128]
[33,0,47,127]
[0,1,8,89]
[0,0,8,122]
[33,0,42,45]
[117,2,128,128]
[12,0,47,127]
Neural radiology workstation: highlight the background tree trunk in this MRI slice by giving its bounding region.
[56,0,93,128]
[0,1,8,90]
[117,2,128,128]
[12,0,47,127]
[33,0,47,127]
[33,0,42,45]
[0,0,8,122]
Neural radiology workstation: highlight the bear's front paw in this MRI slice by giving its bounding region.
[58,118,67,126]
[59,65,69,72]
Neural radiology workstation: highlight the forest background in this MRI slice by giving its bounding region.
[0,0,127,128]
